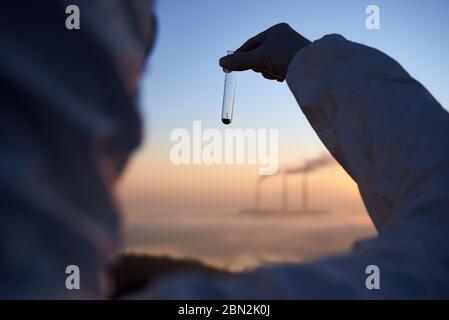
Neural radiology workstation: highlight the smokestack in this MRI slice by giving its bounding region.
[255,175,269,210]
[282,173,288,212]
[251,153,335,214]
[302,171,308,212]
[285,153,335,212]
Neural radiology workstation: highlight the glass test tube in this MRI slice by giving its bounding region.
[221,51,236,125]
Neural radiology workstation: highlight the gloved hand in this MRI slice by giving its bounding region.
[109,254,231,299]
[219,23,311,82]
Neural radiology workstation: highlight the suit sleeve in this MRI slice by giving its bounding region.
[141,35,449,299]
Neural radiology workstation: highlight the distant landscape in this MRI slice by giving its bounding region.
[123,211,376,272]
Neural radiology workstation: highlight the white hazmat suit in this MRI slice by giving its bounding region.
[143,35,449,299]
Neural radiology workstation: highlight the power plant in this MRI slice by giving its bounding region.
[241,154,335,216]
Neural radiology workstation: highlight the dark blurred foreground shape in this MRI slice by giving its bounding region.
[0,0,156,298]
[109,254,231,299]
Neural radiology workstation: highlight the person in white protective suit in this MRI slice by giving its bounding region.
[143,23,449,299]
[1,1,448,299]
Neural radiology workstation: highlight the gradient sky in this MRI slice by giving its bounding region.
[139,0,449,140]
[118,0,449,217]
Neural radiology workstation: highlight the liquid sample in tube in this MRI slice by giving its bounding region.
[221,51,236,124]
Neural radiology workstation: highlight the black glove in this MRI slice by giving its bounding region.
[219,23,311,82]
[108,254,231,299]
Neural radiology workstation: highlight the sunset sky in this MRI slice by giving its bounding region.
[115,0,449,267]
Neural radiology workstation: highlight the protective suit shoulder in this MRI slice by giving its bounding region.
[286,34,449,233]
